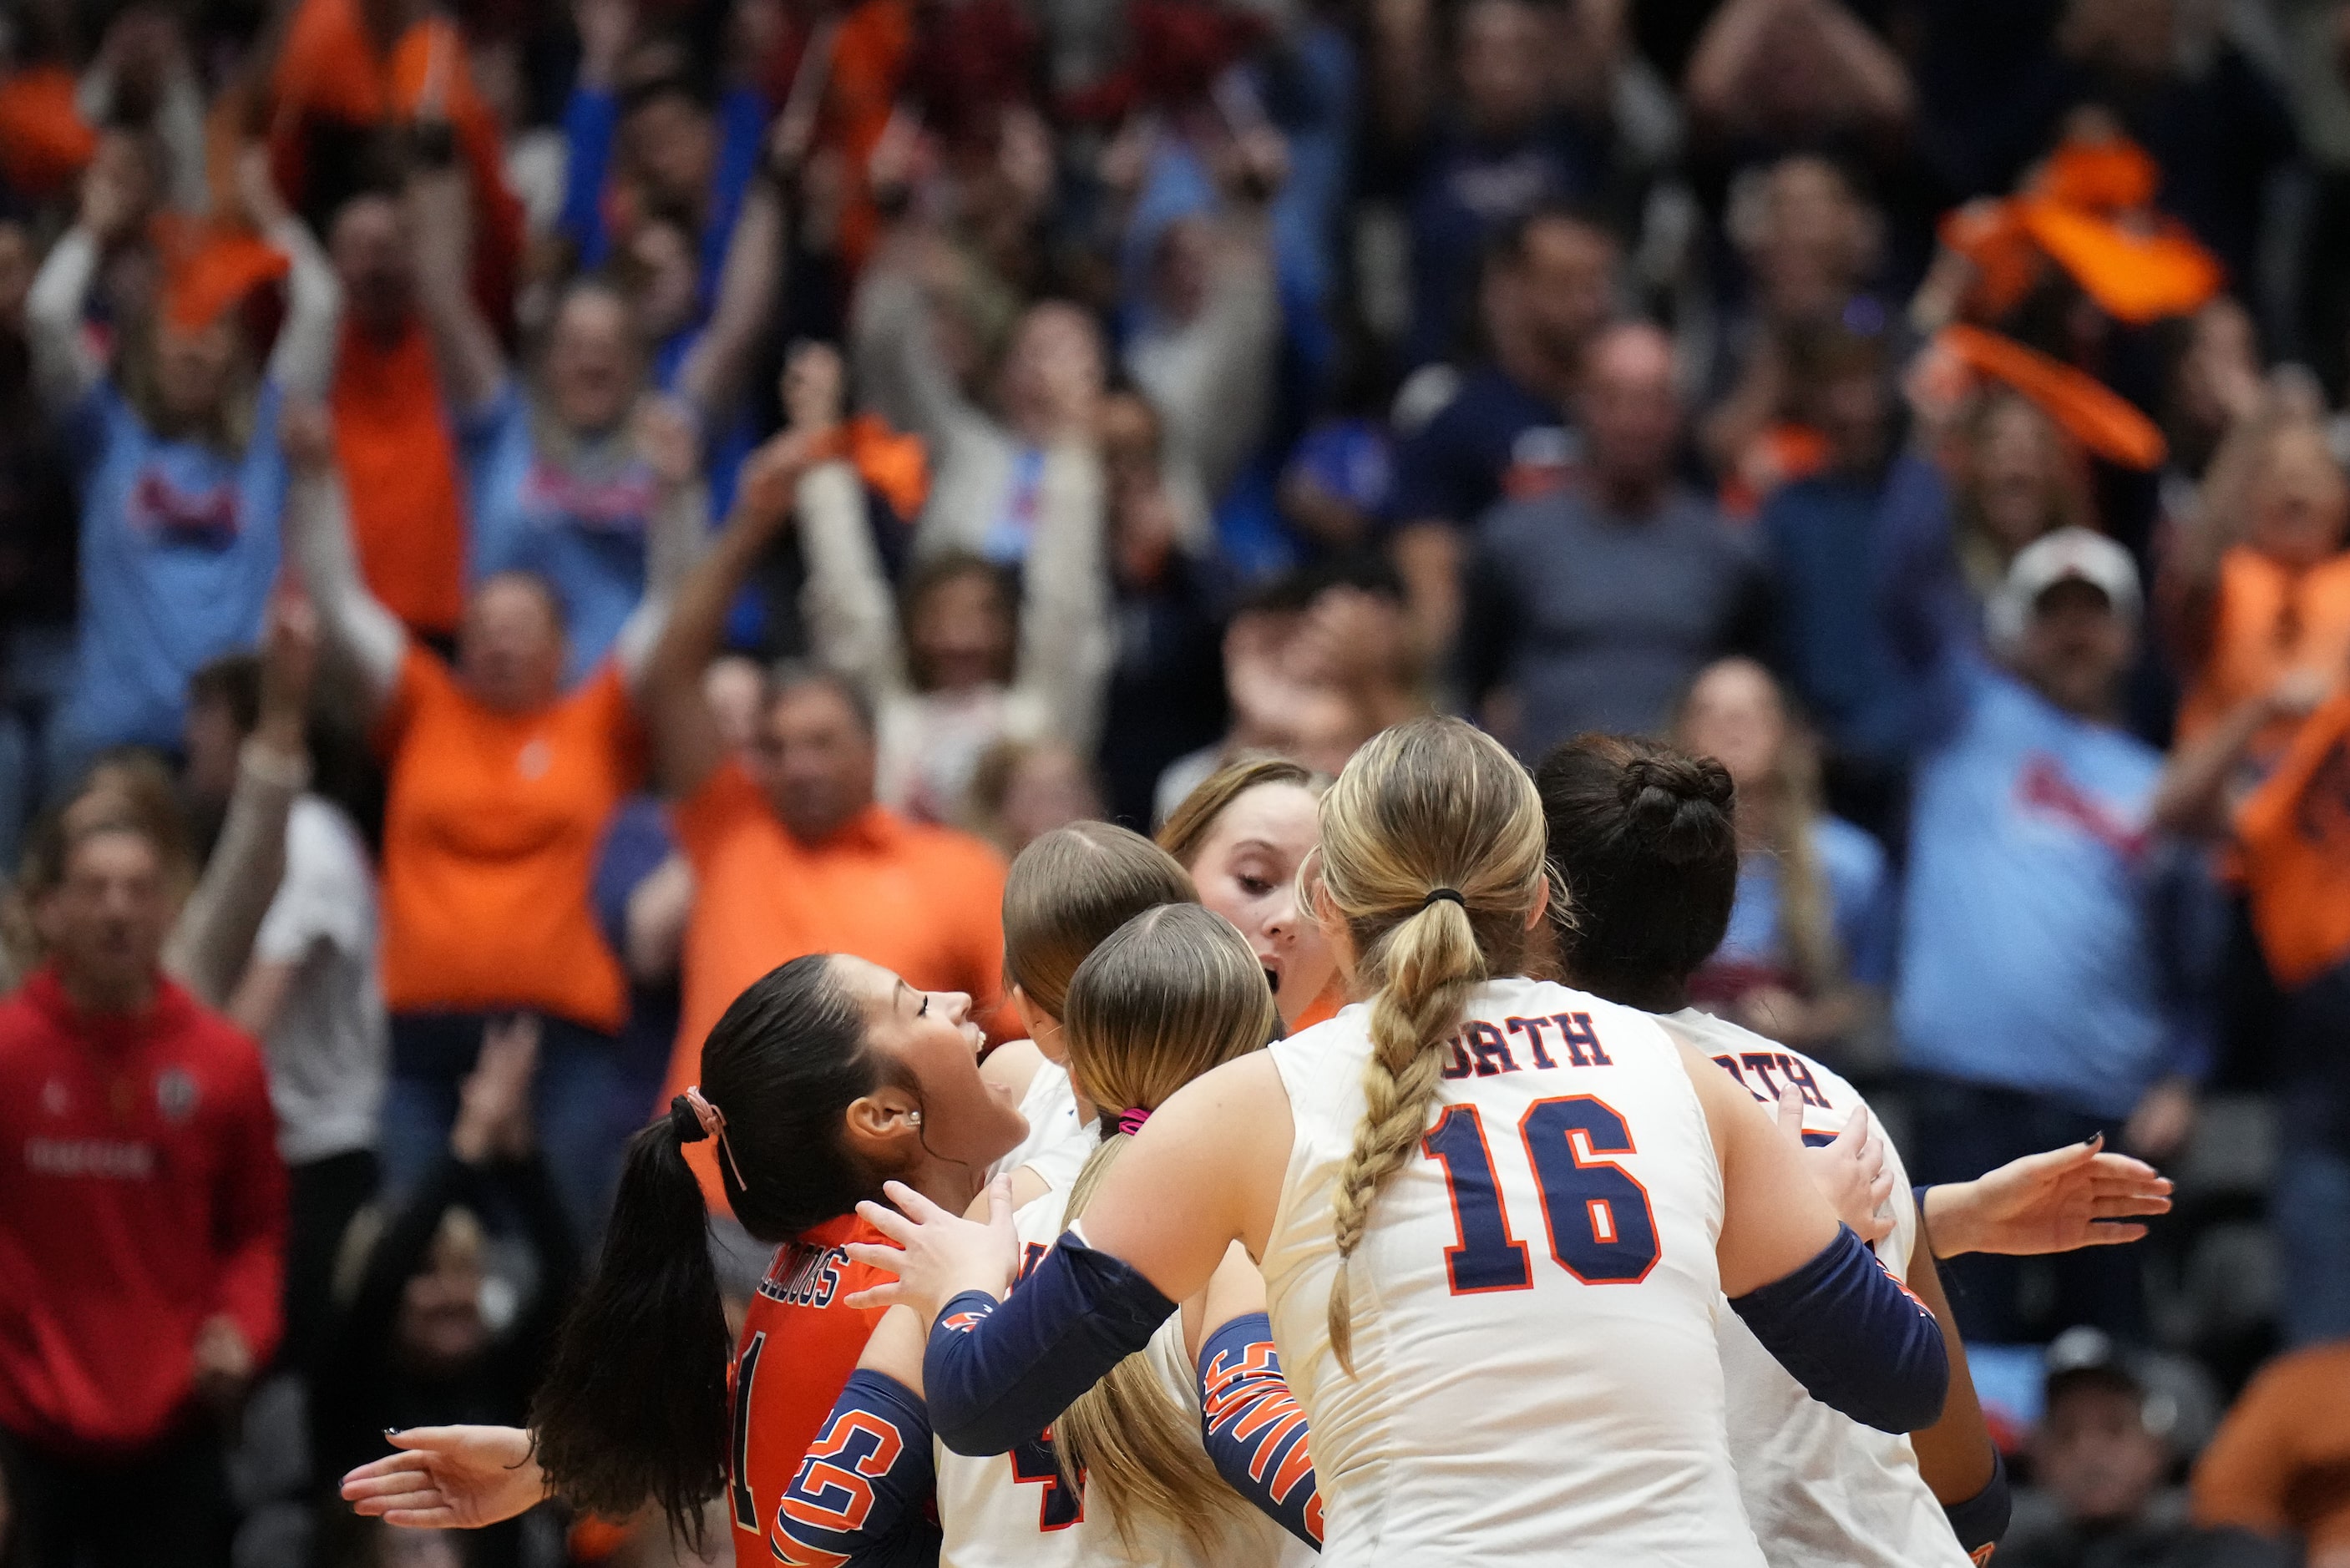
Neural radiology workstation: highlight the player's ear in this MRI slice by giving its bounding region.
[843,1085,924,1168]
[1010,987,1066,1065]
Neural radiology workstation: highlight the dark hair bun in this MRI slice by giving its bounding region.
[1617,754,1735,866]
[667,1095,711,1146]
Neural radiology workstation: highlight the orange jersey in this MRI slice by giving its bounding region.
[726,1216,894,1568]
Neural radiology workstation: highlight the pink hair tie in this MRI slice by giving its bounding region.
[1116,1106,1152,1137]
[677,1086,751,1191]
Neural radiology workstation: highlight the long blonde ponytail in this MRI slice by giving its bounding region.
[1315,718,1552,1373]
[1051,904,1282,1556]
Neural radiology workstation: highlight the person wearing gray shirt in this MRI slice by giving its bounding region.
[1459,321,1769,756]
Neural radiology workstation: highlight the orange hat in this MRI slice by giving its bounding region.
[1938,323,2167,471]
[2015,199,2223,326]
[158,224,291,333]
[0,67,99,198]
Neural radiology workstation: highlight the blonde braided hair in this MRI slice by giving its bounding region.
[1316,718,1552,1373]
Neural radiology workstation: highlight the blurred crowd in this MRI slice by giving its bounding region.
[4,0,2350,1562]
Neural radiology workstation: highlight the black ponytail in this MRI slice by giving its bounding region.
[530,1118,729,1546]
[1533,734,1739,1009]
[529,955,880,1546]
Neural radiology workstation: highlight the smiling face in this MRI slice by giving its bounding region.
[1183,781,1338,1027]
[830,955,1027,1170]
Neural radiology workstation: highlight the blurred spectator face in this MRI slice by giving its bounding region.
[181,689,243,812]
[2015,579,2134,716]
[1811,363,1891,475]
[1969,396,2073,556]
[153,318,238,426]
[995,744,1101,855]
[833,953,1028,1166]
[1151,216,1217,326]
[1456,0,1552,139]
[752,680,879,842]
[1748,158,1873,323]
[329,194,414,339]
[377,1526,465,1568]
[458,574,568,713]
[997,302,1102,439]
[395,1211,489,1375]
[1578,324,1682,500]
[1678,657,1786,795]
[543,285,641,435]
[625,218,700,345]
[909,564,1015,694]
[2247,426,2350,569]
[1100,389,1162,497]
[1186,779,1339,1024]
[1513,217,1618,366]
[37,828,172,1001]
[622,90,718,214]
[2062,0,2176,81]
[0,221,33,331]
[2036,1376,2169,1525]
[703,655,767,756]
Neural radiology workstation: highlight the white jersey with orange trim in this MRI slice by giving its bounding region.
[936,1138,1305,1568]
[1665,1008,1974,1568]
[1259,977,1765,1566]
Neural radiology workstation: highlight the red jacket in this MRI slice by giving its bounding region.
[0,967,288,1455]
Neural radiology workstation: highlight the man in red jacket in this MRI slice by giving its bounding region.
[0,807,288,1568]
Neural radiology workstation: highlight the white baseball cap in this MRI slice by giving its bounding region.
[1987,526,2142,650]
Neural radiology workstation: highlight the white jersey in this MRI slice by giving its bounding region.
[991,1057,1092,1193]
[937,1153,1303,1568]
[1259,977,1764,1566]
[1665,1009,1971,1568]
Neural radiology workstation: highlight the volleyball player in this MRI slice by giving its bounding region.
[774,905,1313,1566]
[1536,732,2173,1567]
[840,716,1950,1565]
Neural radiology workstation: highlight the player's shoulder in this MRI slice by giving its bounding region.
[1662,1008,1866,1125]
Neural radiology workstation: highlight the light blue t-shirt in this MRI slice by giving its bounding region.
[58,381,287,756]
[1894,660,2168,1118]
[460,384,651,684]
[1713,815,1897,989]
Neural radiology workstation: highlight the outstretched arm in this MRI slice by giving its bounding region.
[241,148,342,399]
[643,427,815,797]
[165,594,313,1005]
[614,397,712,692]
[1920,1135,2173,1259]
[674,174,787,419]
[24,155,139,413]
[408,159,509,419]
[280,403,408,708]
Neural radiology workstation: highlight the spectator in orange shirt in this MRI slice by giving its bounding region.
[641,411,1012,1212]
[282,397,701,1237]
[323,188,468,643]
[2192,1338,2350,1563]
[2158,669,2350,1346]
[2162,399,2350,776]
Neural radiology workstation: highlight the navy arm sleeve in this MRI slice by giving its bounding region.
[922,1233,1178,1457]
[1198,1313,1323,1550]
[772,1370,941,1568]
[1729,1225,1950,1434]
[1942,1447,2013,1560]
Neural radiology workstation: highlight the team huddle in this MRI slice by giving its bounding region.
[339,718,2173,1567]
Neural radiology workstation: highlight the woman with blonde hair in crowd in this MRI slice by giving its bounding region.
[1158,755,1343,1031]
[845,715,1947,1565]
[1674,656,1895,1065]
[773,903,1314,1565]
[1944,390,2096,604]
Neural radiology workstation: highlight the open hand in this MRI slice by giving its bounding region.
[1922,1134,2173,1258]
[1783,1087,1894,1245]
[453,1015,539,1164]
[843,1177,1022,1323]
[191,1314,255,1414]
[342,1425,547,1529]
